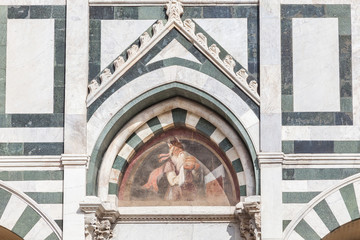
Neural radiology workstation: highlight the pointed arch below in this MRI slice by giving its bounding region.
[86,80,260,197]
[0,181,61,240]
[96,97,256,204]
[284,173,360,240]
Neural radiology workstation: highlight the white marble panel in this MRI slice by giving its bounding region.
[0,128,63,143]
[157,111,174,130]
[101,20,155,69]
[109,168,120,184]
[147,39,201,65]
[209,128,225,145]
[292,18,340,112]
[325,190,351,225]
[289,231,305,240]
[194,18,248,68]
[303,209,329,238]
[113,223,240,240]
[237,172,246,185]
[135,124,154,143]
[6,19,54,114]
[225,148,238,162]
[24,218,53,240]
[39,204,63,220]
[282,180,341,192]
[282,126,360,141]
[353,181,360,214]
[184,112,200,129]
[282,203,306,220]
[0,194,27,229]
[6,180,63,192]
[118,144,134,161]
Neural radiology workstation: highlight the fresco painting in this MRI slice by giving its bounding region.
[118,129,237,206]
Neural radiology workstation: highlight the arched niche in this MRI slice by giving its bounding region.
[96,97,256,206]
[322,218,360,240]
[0,226,22,240]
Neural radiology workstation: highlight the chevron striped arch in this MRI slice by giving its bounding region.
[96,97,256,203]
[0,181,61,240]
[284,173,360,240]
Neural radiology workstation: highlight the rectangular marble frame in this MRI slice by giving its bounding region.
[0,5,65,155]
[88,5,259,81]
[281,4,353,126]
[282,140,360,154]
[0,5,65,129]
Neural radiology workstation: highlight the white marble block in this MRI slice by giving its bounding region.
[292,18,340,112]
[101,19,155,70]
[6,19,54,114]
[194,18,248,68]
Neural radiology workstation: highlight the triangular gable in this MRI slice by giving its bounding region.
[87,0,260,106]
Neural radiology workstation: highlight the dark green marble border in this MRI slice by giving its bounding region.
[0,170,63,180]
[87,27,259,119]
[282,140,360,154]
[283,168,360,180]
[0,142,63,156]
[88,6,259,81]
[0,5,65,129]
[281,4,352,126]
[282,192,320,203]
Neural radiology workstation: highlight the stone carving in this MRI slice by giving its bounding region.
[196,33,207,47]
[223,55,235,72]
[85,215,98,240]
[100,68,112,83]
[184,19,195,35]
[127,44,139,58]
[249,80,258,93]
[153,20,164,35]
[140,32,151,47]
[209,44,221,59]
[165,0,183,24]
[236,69,248,82]
[236,199,261,240]
[88,79,100,94]
[85,218,113,240]
[114,56,125,71]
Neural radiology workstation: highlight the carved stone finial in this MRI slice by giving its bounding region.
[209,44,221,59]
[236,197,261,240]
[196,33,208,47]
[249,80,258,93]
[223,55,236,72]
[100,68,112,83]
[140,32,151,47]
[183,19,195,35]
[114,56,125,71]
[127,44,139,58]
[165,0,183,24]
[236,68,248,82]
[153,20,164,35]
[88,79,100,94]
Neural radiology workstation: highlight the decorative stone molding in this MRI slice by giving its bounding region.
[236,196,261,240]
[89,0,259,5]
[80,197,120,240]
[61,154,90,167]
[86,0,260,106]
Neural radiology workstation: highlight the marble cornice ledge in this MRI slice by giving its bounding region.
[89,0,259,6]
[258,152,284,165]
[80,196,120,223]
[258,152,360,166]
[0,156,62,168]
[61,154,90,167]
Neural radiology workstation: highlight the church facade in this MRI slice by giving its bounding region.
[0,0,359,239]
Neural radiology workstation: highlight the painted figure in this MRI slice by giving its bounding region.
[142,138,203,201]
